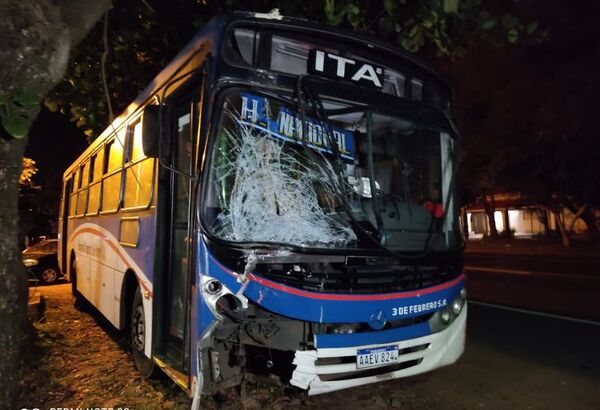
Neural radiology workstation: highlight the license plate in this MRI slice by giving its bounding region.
[356,345,399,369]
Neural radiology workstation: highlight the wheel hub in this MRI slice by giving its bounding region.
[132,306,145,351]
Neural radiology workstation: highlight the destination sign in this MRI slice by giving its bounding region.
[308,49,385,89]
[239,93,355,160]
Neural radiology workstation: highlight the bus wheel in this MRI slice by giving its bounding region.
[71,258,88,311]
[131,286,157,378]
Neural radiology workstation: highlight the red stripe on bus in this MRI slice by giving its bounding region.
[210,255,464,301]
[69,226,153,297]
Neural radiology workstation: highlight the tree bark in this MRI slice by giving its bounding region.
[0,138,28,407]
[0,1,111,406]
[503,207,512,238]
[552,209,571,248]
[537,208,550,236]
[482,194,498,238]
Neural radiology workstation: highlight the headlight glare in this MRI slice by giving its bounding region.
[23,258,39,268]
[452,298,464,315]
[440,307,452,325]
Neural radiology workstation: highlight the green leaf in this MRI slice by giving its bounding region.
[324,0,344,25]
[384,0,396,15]
[444,0,460,13]
[1,115,30,139]
[480,17,496,30]
[12,91,39,107]
[507,28,519,43]
[347,4,360,15]
[423,11,438,28]
[408,24,420,38]
[526,21,538,34]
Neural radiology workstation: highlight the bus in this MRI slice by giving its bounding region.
[58,11,466,399]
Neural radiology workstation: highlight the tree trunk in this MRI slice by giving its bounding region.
[537,208,550,236]
[0,138,28,406]
[503,207,512,238]
[0,1,111,406]
[552,209,571,248]
[482,194,498,238]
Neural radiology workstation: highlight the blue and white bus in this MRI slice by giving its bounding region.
[58,12,466,398]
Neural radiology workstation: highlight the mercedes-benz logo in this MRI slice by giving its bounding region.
[368,309,387,330]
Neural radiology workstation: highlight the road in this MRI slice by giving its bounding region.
[464,252,600,319]
[404,302,600,410]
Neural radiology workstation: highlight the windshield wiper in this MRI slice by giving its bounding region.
[365,111,384,237]
[296,75,384,247]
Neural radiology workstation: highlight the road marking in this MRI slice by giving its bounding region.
[469,300,600,326]
[466,266,532,275]
[464,265,596,280]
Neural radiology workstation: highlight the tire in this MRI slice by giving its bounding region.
[71,257,88,311]
[131,285,157,378]
[40,266,59,284]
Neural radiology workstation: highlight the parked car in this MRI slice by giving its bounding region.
[23,239,63,284]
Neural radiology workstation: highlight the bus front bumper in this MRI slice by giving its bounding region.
[290,304,467,395]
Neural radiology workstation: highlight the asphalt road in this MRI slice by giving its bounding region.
[464,252,600,319]
[405,302,600,410]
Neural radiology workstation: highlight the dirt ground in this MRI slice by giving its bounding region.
[17,283,437,410]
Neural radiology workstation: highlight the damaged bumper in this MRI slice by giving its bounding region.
[290,304,467,395]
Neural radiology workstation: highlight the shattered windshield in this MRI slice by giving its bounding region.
[203,90,459,251]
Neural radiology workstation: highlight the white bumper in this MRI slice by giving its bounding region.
[290,304,467,395]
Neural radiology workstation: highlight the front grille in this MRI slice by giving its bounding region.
[255,258,460,294]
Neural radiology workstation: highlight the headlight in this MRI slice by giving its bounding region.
[205,279,223,295]
[451,298,464,315]
[23,258,39,268]
[460,287,467,300]
[440,307,452,325]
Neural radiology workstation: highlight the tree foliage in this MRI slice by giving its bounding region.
[19,157,38,186]
[43,0,544,138]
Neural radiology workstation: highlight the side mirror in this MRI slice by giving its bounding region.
[142,105,160,157]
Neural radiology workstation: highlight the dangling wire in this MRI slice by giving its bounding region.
[100,10,143,192]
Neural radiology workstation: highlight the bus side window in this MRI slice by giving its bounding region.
[76,162,90,216]
[87,148,104,215]
[123,119,154,209]
[69,168,80,217]
[102,129,125,212]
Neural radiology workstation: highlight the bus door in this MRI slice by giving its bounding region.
[155,82,203,379]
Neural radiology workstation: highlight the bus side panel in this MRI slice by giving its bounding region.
[67,213,156,340]
[70,219,91,301]
[89,250,117,324]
